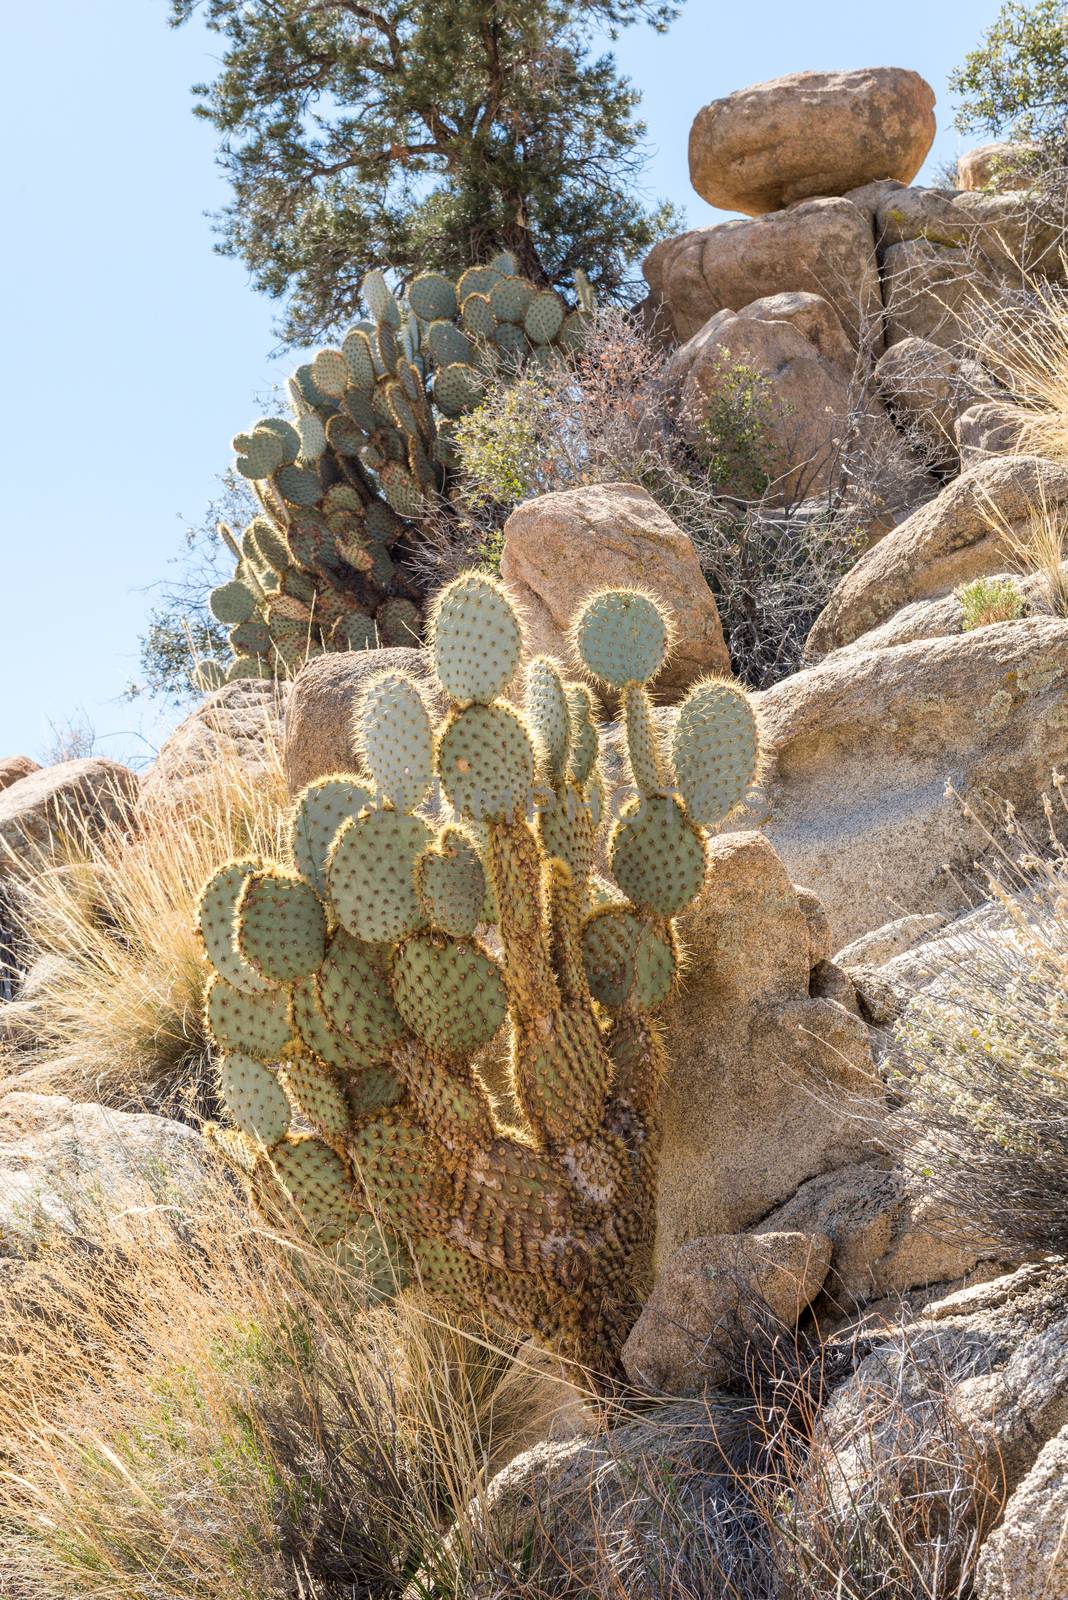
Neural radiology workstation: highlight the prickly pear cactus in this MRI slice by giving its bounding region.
[206,255,595,686]
[198,575,758,1376]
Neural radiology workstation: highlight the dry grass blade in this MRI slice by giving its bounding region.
[0,1173,579,1600]
[2,718,289,1115]
[976,472,1068,618]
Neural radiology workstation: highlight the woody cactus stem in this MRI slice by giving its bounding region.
[198,577,760,1376]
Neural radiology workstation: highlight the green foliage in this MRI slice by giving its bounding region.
[697,357,777,501]
[950,0,1068,159]
[200,576,762,1375]
[958,575,1027,629]
[213,258,593,682]
[167,0,684,345]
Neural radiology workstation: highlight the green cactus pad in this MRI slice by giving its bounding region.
[292,972,371,1073]
[226,656,272,683]
[272,1137,353,1244]
[409,271,459,322]
[286,514,332,572]
[430,572,522,704]
[341,612,378,651]
[279,1056,353,1141]
[427,320,473,368]
[349,1113,435,1231]
[220,1053,292,1147]
[671,678,760,828]
[233,427,285,480]
[318,929,406,1057]
[391,932,507,1057]
[494,321,528,362]
[489,274,537,325]
[206,974,294,1059]
[580,907,676,1012]
[376,597,422,647]
[460,292,497,339]
[538,785,595,881]
[374,321,399,374]
[458,265,502,300]
[296,413,327,462]
[433,362,485,418]
[489,250,519,275]
[291,777,374,897]
[250,518,291,573]
[415,826,486,936]
[326,412,365,456]
[193,660,227,692]
[359,672,434,813]
[557,309,591,355]
[228,620,271,657]
[362,269,400,325]
[438,704,535,821]
[292,363,336,411]
[347,1065,407,1120]
[565,684,600,788]
[199,861,273,994]
[610,795,706,918]
[255,417,302,463]
[236,869,328,984]
[342,327,377,389]
[524,290,565,344]
[525,657,571,781]
[329,810,432,944]
[575,589,670,689]
[311,348,350,398]
[365,502,401,543]
[380,462,426,518]
[210,580,257,627]
[275,464,323,507]
[623,685,663,798]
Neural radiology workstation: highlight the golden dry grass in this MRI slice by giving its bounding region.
[2,718,290,1115]
[0,1177,580,1600]
[976,262,1068,468]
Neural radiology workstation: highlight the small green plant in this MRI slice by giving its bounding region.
[698,357,777,502]
[951,0,1068,166]
[958,575,1026,629]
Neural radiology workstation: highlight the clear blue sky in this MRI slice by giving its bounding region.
[1,0,1004,767]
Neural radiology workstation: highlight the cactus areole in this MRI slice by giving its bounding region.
[199,576,760,1377]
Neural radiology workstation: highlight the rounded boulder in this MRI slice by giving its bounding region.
[689,68,936,216]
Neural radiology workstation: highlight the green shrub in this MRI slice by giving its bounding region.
[958,575,1026,629]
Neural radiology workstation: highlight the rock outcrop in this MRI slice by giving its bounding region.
[0,757,39,795]
[643,198,882,347]
[657,832,879,1256]
[0,758,140,871]
[957,140,1036,192]
[139,678,288,812]
[976,1422,1068,1600]
[688,68,935,216]
[874,336,985,468]
[622,1230,831,1393]
[806,454,1068,655]
[500,482,730,700]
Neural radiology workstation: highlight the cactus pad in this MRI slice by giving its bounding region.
[329,810,432,944]
[409,271,458,322]
[349,1113,436,1231]
[220,1053,292,1146]
[311,348,350,398]
[272,1137,353,1244]
[279,1057,353,1141]
[433,361,484,418]
[291,777,374,897]
[525,656,571,781]
[623,685,663,799]
[275,464,323,507]
[427,320,473,368]
[199,861,272,994]
[318,930,406,1057]
[233,427,285,480]
[566,684,600,787]
[236,869,327,984]
[210,581,257,627]
[206,974,293,1059]
[391,933,508,1056]
[359,672,434,812]
[490,274,537,325]
[430,573,522,703]
[671,678,760,828]
[415,826,486,936]
[524,290,565,344]
[438,704,535,821]
[580,907,676,1011]
[575,589,670,690]
[610,796,706,918]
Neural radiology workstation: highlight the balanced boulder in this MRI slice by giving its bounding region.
[688,68,935,216]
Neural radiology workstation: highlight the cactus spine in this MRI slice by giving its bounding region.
[199,576,758,1376]
[207,254,594,686]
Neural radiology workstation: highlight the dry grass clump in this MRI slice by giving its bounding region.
[889,779,1068,1259]
[0,1177,574,1600]
[2,725,289,1115]
[974,260,1068,466]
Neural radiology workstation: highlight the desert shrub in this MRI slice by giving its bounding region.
[0,1179,566,1600]
[445,308,904,687]
[951,0,1068,172]
[888,781,1068,1258]
[957,575,1026,627]
[2,725,289,1116]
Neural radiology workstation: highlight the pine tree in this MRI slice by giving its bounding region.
[169,0,683,344]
